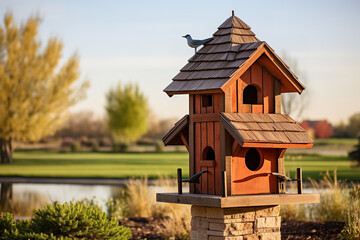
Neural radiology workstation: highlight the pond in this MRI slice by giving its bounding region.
[0,181,326,217]
[0,182,177,217]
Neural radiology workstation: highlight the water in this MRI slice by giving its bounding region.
[1,183,124,216]
[0,182,180,216]
[15,183,117,208]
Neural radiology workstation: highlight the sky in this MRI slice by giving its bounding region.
[0,0,359,124]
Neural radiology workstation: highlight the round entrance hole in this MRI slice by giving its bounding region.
[245,148,262,171]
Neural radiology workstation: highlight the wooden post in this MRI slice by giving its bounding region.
[222,171,227,197]
[297,168,302,194]
[177,168,182,194]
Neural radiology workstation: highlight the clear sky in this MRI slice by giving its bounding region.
[1,0,359,124]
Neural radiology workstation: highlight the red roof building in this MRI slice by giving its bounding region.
[300,120,334,139]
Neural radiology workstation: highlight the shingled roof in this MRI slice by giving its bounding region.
[164,14,304,96]
[220,113,313,148]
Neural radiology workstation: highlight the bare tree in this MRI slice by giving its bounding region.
[281,52,310,121]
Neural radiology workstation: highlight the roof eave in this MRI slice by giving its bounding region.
[164,88,224,97]
[221,43,305,94]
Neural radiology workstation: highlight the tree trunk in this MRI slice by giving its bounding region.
[0,138,13,164]
[0,183,13,212]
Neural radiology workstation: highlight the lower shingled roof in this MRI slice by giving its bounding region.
[220,113,313,148]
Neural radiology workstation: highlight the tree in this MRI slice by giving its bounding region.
[0,13,88,163]
[55,111,109,139]
[349,136,360,166]
[347,112,360,138]
[105,83,148,149]
[281,52,310,120]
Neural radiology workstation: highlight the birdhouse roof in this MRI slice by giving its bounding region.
[220,113,313,148]
[164,14,305,96]
[162,115,189,146]
[163,113,313,149]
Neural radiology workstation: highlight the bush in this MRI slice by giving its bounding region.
[0,202,131,240]
[70,141,81,152]
[89,139,99,152]
[349,136,360,165]
[155,140,164,152]
[112,142,129,152]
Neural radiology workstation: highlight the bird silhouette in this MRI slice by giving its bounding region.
[183,34,214,53]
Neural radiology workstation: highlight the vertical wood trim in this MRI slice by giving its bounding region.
[214,93,221,113]
[225,132,232,196]
[239,69,250,113]
[214,121,221,195]
[231,81,237,113]
[195,95,201,114]
[277,148,286,175]
[189,94,195,193]
[200,122,207,193]
[207,121,215,195]
[274,78,282,114]
[225,87,232,112]
[194,122,201,193]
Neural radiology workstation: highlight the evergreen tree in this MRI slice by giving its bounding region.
[0,13,88,163]
[349,136,360,165]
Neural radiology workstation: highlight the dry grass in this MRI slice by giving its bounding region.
[10,191,48,216]
[281,170,360,239]
[106,178,191,239]
[339,185,360,239]
[161,206,191,240]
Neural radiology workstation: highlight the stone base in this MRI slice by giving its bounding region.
[191,205,281,240]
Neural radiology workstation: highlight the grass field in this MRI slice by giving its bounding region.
[0,151,359,182]
[314,138,358,146]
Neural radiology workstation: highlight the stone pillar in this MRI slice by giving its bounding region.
[191,205,281,240]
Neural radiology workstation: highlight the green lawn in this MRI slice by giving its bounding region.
[284,154,360,182]
[314,138,358,146]
[0,151,359,182]
[0,152,189,179]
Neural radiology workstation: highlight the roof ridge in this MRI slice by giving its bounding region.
[211,14,260,45]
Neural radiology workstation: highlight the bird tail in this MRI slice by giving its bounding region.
[203,37,214,44]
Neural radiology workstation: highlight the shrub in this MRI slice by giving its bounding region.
[89,139,99,152]
[0,202,131,240]
[70,141,81,152]
[0,213,15,236]
[112,142,129,152]
[348,136,360,166]
[155,140,164,152]
[106,197,126,220]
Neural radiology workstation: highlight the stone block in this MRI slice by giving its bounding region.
[206,207,226,218]
[255,206,280,217]
[191,230,208,240]
[209,236,244,240]
[192,205,207,217]
[258,232,281,240]
[207,218,253,224]
[243,234,259,240]
[209,222,253,232]
[206,207,255,221]
[191,216,209,230]
[255,217,281,229]
[243,232,280,240]
[254,227,280,233]
[207,228,253,236]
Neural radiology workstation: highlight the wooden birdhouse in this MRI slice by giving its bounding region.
[158,12,319,208]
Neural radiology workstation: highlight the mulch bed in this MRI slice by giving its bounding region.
[281,218,345,240]
[119,217,345,240]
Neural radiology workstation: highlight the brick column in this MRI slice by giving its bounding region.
[191,205,281,240]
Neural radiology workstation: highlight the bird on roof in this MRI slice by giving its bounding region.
[183,34,213,53]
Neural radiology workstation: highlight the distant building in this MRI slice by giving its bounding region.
[300,120,334,139]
